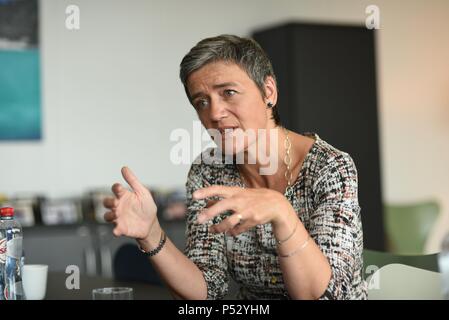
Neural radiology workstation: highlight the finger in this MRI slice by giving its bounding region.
[209,213,243,234]
[205,199,218,208]
[103,197,118,210]
[229,219,253,236]
[103,211,117,222]
[112,183,126,198]
[121,166,146,194]
[197,198,238,224]
[193,185,240,200]
[113,224,123,237]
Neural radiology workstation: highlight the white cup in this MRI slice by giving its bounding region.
[22,264,48,300]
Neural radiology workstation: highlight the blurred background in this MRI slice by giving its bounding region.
[0,0,448,298]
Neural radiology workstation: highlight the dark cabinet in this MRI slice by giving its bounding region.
[254,22,384,250]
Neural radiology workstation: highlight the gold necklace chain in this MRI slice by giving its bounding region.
[239,127,293,196]
[283,127,294,196]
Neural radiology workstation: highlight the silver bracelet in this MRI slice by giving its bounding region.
[278,235,311,258]
[276,220,298,245]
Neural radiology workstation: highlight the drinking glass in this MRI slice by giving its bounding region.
[92,287,133,300]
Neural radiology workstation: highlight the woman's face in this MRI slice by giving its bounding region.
[186,61,277,155]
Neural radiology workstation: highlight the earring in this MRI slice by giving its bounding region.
[267,102,274,109]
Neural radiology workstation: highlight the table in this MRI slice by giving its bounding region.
[45,272,173,300]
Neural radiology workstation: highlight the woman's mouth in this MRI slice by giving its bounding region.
[218,127,239,138]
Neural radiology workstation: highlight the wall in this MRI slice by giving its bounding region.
[0,0,448,252]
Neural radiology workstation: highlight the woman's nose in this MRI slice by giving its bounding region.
[209,99,228,122]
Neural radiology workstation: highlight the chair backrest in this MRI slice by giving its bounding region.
[99,220,186,283]
[367,263,443,300]
[113,243,163,286]
[23,225,97,276]
[363,249,440,280]
[384,201,440,254]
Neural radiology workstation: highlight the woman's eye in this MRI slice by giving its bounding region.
[224,89,237,97]
[195,99,209,109]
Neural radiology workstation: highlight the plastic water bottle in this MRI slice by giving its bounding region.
[0,211,6,300]
[439,232,449,300]
[0,207,24,300]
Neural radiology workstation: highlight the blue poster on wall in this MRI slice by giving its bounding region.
[0,0,41,141]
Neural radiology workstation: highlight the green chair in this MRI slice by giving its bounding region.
[384,201,440,255]
[363,249,439,280]
[367,263,443,300]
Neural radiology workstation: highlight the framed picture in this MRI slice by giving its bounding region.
[40,199,82,225]
[0,0,42,141]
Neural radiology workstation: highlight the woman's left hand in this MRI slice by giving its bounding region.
[193,185,293,236]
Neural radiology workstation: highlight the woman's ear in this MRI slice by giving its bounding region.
[263,76,278,106]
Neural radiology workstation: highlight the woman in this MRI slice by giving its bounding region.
[103,35,367,300]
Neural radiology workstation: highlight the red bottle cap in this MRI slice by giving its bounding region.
[0,207,14,217]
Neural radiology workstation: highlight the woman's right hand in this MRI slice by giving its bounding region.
[103,167,159,241]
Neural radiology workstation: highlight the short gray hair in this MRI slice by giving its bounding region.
[179,34,281,125]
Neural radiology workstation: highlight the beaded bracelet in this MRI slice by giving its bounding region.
[138,230,167,257]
